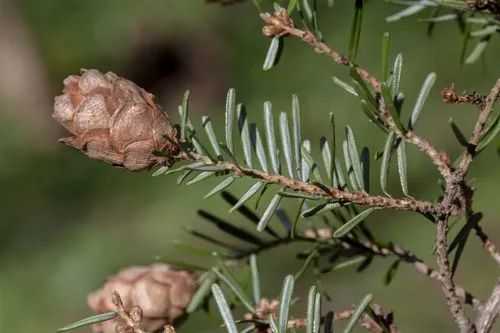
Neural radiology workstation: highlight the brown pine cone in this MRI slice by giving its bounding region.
[88,264,198,333]
[53,69,179,171]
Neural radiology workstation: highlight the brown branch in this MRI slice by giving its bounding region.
[441,85,486,107]
[234,164,440,214]
[473,224,500,266]
[433,174,478,332]
[436,214,475,332]
[476,280,500,333]
[179,153,441,215]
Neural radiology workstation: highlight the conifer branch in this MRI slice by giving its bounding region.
[260,8,500,332]
[260,10,453,180]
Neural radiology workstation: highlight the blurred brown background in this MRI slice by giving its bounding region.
[0,1,499,332]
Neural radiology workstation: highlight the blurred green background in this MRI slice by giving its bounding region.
[0,1,499,332]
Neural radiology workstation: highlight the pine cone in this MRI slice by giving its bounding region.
[88,264,198,333]
[53,69,179,171]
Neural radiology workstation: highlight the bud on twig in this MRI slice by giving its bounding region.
[88,264,198,333]
[53,70,180,171]
[261,9,294,38]
[441,84,485,107]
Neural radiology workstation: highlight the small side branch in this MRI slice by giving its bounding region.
[454,79,500,268]
[178,152,441,215]
[233,164,440,214]
[474,224,500,266]
[457,78,500,176]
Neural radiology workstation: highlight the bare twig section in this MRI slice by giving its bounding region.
[476,280,500,333]
[260,11,373,87]
[433,173,479,332]
[260,10,453,180]
[436,214,475,333]
[441,85,486,107]
[404,131,452,179]
[474,224,500,266]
